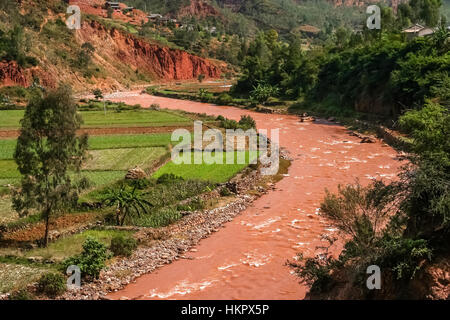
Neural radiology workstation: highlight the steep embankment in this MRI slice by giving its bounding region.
[0,1,224,91]
[77,20,222,83]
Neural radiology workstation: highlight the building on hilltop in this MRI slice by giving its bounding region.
[402,24,435,39]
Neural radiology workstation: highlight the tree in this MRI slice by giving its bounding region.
[103,185,152,226]
[197,74,206,83]
[12,85,88,247]
[92,88,103,100]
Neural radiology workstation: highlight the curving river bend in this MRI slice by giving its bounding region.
[106,93,402,300]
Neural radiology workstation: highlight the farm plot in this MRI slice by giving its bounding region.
[0,109,191,130]
[153,151,259,183]
[83,147,168,171]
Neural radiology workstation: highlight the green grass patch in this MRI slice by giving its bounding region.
[0,160,19,179]
[0,196,17,225]
[23,229,133,261]
[0,134,174,160]
[0,139,16,160]
[84,147,168,171]
[0,109,191,129]
[153,151,258,183]
[88,133,173,150]
[76,171,126,188]
[80,110,191,128]
[0,263,50,294]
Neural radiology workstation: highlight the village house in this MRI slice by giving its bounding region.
[105,1,121,11]
[402,24,435,39]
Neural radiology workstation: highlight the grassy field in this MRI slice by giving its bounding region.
[22,229,133,261]
[153,151,258,183]
[84,147,168,171]
[0,134,174,160]
[0,262,50,294]
[88,133,173,150]
[0,109,191,129]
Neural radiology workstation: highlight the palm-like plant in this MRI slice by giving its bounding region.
[103,186,152,226]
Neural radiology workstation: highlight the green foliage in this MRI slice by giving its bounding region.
[62,237,111,279]
[250,83,279,104]
[92,89,103,100]
[399,102,450,167]
[110,234,137,257]
[216,93,233,105]
[102,185,152,226]
[9,288,34,300]
[156,173,184,184]
[12,85,88,246]
[0,25,38,68]
[238,115,256,130]
[37,273,66,297]
[198,89,213,102]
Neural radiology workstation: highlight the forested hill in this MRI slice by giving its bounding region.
[123,0,369,36]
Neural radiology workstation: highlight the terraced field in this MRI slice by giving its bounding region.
[153,151,259,183]
[0,109,191,129]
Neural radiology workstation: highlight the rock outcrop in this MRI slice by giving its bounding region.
[0,61,29,87]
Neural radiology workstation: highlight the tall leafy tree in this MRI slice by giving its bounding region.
[12,85,88,247]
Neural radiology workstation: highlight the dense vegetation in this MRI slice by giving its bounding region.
[232,3,449,118]
[290,102,449,298]
[280,2,450,299]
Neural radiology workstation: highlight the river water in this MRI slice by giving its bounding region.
[106,93,402,300]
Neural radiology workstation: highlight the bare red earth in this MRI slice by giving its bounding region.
[106,93,403,300]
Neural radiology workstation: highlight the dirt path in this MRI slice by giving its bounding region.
[105,92,403,300]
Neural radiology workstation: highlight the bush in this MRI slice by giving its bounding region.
[37,273,66,297]
[110,234,137,257]
[62,237,111,279]
[157,173,184,184]
[221,118,239,130]
[176,197,205,212]
[9,288,34,300]
[216,93,233,105]
[238,115,256,130]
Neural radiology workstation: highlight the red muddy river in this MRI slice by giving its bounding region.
[106,92,402,300]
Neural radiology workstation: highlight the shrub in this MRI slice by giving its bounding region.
[37,273,66,297]
[9,288,34,300]
[176,197,204,212]
[110,234,138,257]
[157,173,184,184]
[221,118,239,130]
[62,237,111,279]
[238,115,256,130]
[216,93,233,105]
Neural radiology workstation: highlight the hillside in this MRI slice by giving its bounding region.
[123,0,404,35]
[0,0,225,92]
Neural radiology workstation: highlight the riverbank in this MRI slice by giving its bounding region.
[100,93,404,300]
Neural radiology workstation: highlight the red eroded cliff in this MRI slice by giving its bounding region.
[77,20,223,81]
[0,61,29,87]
